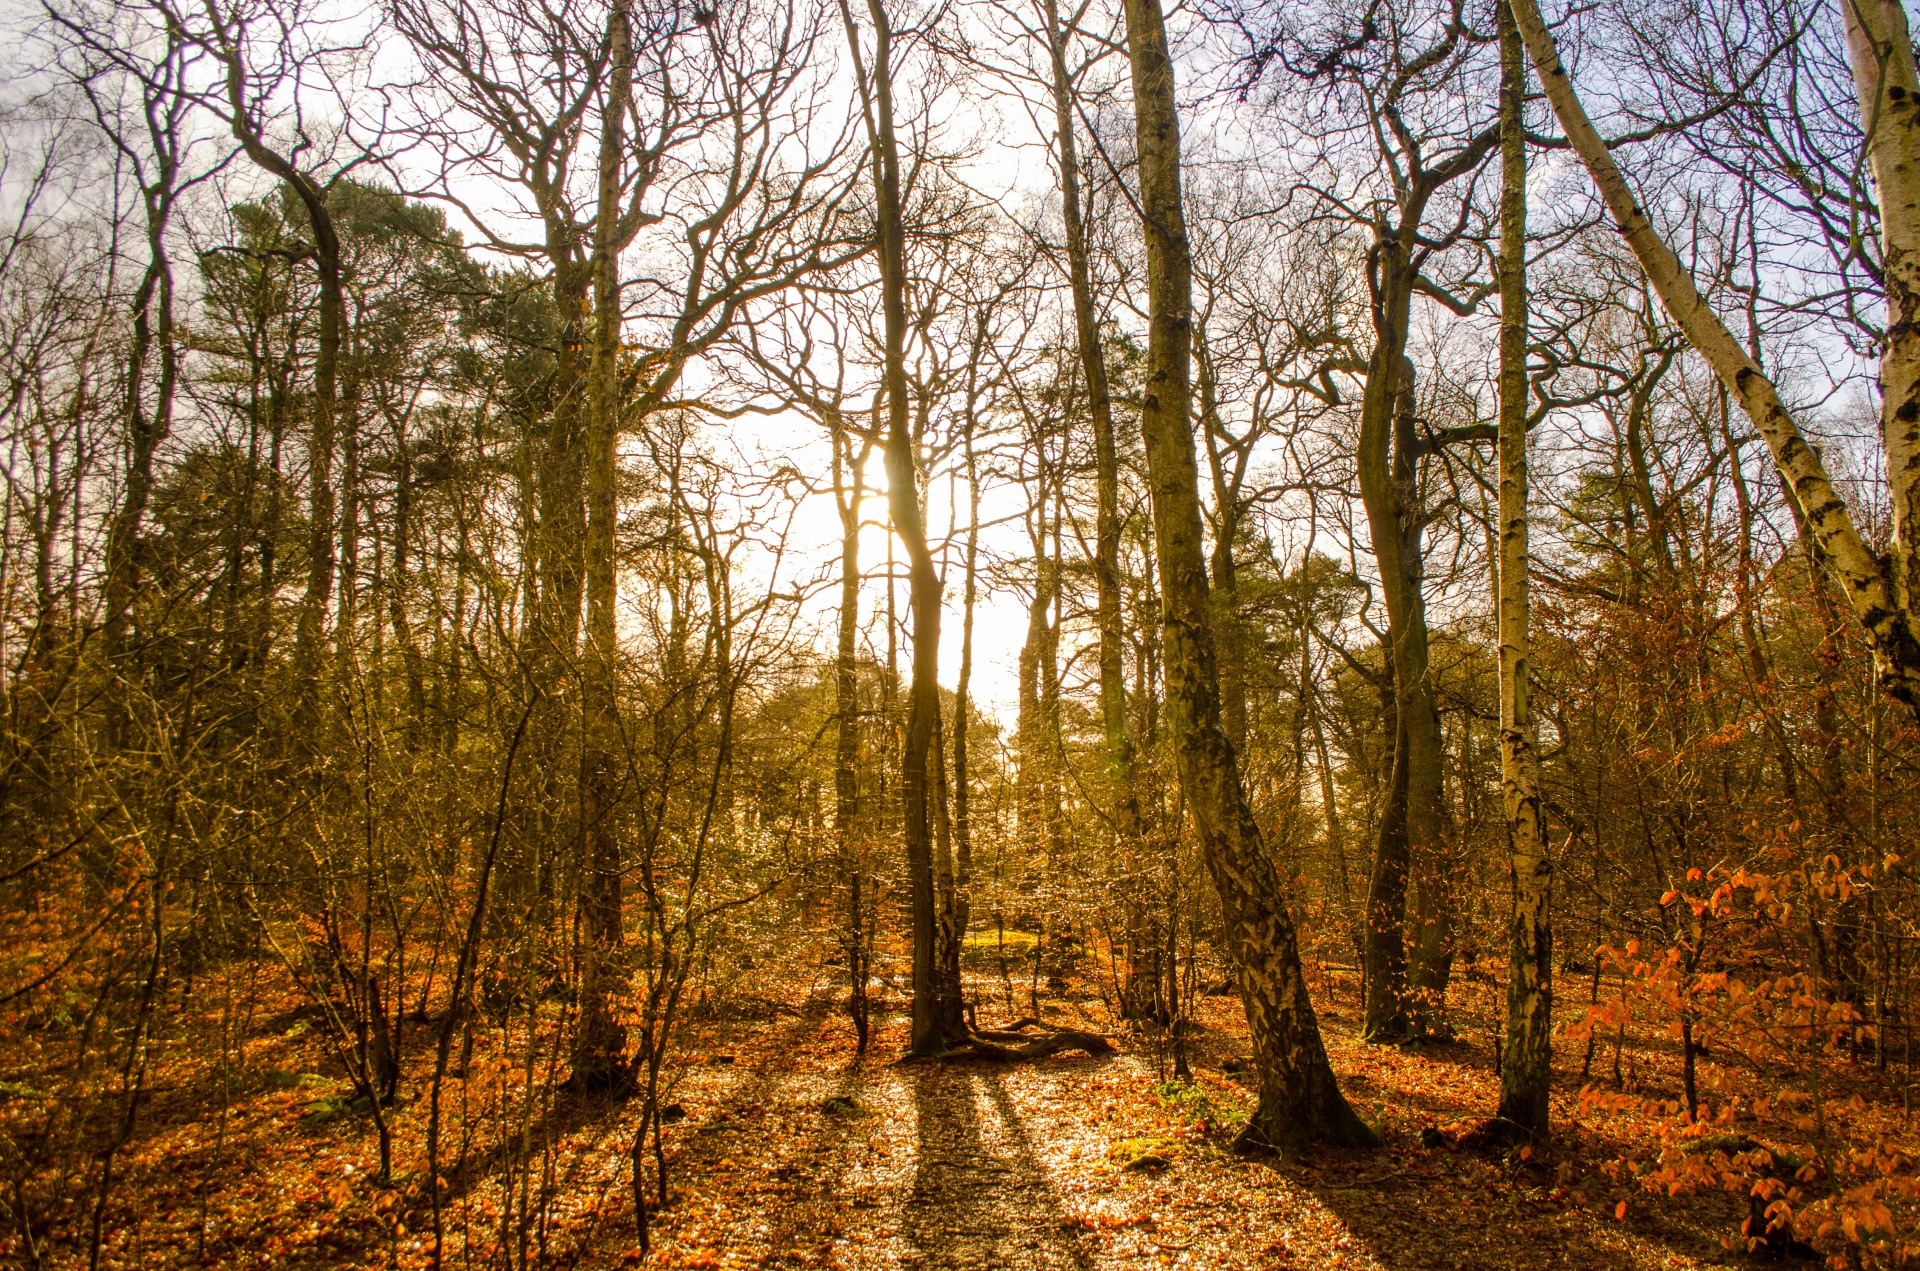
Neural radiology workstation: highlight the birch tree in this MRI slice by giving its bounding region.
[1493,0,1551,1143]
[1510,0,1920,714]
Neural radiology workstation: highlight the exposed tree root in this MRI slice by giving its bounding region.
[901,1019,1116,1063]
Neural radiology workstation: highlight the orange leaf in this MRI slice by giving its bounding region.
[1615,1201,1628,1220]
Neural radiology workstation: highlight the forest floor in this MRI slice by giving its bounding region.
[11,938,1906,1270]
[631,969,1747,1271]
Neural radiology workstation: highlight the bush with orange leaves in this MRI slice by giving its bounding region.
[1565,851,1920,1267]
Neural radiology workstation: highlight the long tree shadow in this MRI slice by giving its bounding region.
[1276,1132,1742,1271]
[901,1063,1093,1270]
[430,1004,827,1222]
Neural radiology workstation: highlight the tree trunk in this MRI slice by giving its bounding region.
[1842,0,1920,648]
[954,404,981,1012]
[933,711,964,1036]
[1017,465,1054,853]
[1399,356,1453,1041]
[1355,219,1451,1038]
[571,0,636,1092]
[1040,0,1143,926]
[388,417,430,744]
[211,47,347,715]
[1363,682,1411,1039]
[1121,0,1374,1152]
[1494,0,1552,1142]
[1197,338,1249,753]
[102,156,180,673]
[843,0,944,1055]
[1310,696,1359,966]
[831,416,871,1050]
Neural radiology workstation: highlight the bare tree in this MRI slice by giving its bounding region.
[1492,0,1550,1143]
[1121,0,1374,1151]
[1511,0,1920,713]
[839,0,947,1055]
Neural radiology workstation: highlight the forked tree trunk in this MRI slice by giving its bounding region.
[1121,0,1375,1152]
[1509,0,1920,714]
[1493,0,1552,1142]
[842,0,945,1055]
[1357,313,1451,1039]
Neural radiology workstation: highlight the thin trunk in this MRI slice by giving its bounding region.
[1389,363,1454,1041]
[211,22,344,723]
[1197,338,1248,752]
[954,411,980,1002]
[572,1,636,1091]
[1363,682,1411,1038]
[1494,0,1552,1142]
[337,325,362,669]
[1018,466,1051,850]
[1310,697,1358,965]
[1041,0,1141,861]
[933,711,963,1035]
[389,421,429,742]
[842,0,944,1054]
[831,417,871,1050]
[102,153,180,671]
[1042,483,1066,859]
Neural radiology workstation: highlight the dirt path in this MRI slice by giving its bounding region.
[648,1054,1113,1269]
[858,1066,1091,1269]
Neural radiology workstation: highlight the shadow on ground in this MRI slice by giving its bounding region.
[900,1064,1093,1271]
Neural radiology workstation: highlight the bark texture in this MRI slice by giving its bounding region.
[212,36,341,711]
[1121,0,1375,1152]
[831,418,872,1050]
[1843,0,1920,642]
[1493,0,1552,1142]
[571,0,637,1092]
[843,0,945,1055]
[1358,347,1449,1040]
[1042,0,1142,887]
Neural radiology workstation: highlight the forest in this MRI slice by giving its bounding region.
[1,0,1918,1263]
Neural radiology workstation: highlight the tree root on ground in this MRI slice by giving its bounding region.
[904,1018,1116,1062]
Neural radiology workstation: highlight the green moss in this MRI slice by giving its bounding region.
[262,1069,330,1090]
[303,1096,349,1122]
[1110,1135,1183,1170]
